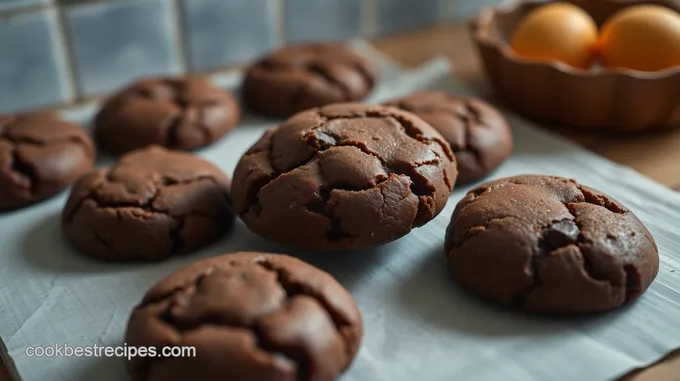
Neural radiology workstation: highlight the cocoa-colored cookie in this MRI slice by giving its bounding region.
[385,91,512,184]
[232,103,457,251]
[94,77,240,155]
[125,252,363,381]
[242,43,377,118]
[61,146,234,261]
[445,175,659,314]
[0,113,95,211]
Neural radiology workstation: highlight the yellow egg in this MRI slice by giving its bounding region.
[600,5,680,72]
[510,2,598,69]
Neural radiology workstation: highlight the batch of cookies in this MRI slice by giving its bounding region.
[1,36,661,380]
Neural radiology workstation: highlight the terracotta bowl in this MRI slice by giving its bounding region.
[472,0,680,132]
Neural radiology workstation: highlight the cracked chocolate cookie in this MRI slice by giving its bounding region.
[445,175,659,314]
[242,43,377,118]
[385,91,512,184]
[94,77,240,155]
[232,103,458,251]
[125,251,363,381]
[61,146,234,261]
[0,113,95,211]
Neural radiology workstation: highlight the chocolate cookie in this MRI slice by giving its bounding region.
[125,252,363,381]
[385,91,512,184]
[242,43,377,118]
[0,113,95,211]
[62,146,234,261]
[232,103,457,251]
[445,175,659,314]
[94,77,240,155]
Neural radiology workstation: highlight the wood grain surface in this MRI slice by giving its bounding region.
[1,22,678,381]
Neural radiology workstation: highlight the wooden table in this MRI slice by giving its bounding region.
[1,22,678,381]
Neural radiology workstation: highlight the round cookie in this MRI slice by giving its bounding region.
[242,43,377,118]
[94,77,240,155]
[62,146,234,261]
[0,113,95,211]
[232,103,457,251]
[385,91,512,184]
[125,252,363,381]
[445,175,659,314]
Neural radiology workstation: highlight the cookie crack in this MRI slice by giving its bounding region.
[305,62,350,101]
[166,91,190,148]
[457,180,530,216]
[66,175,228,246]
[257,59,354,111]
[449,215,524,251]
[305,129,438,226]
[255,259,354,361]
[351,60,375,89]
[63,174,110,223]
[513,202,628,306]
[312,108,453,162]
[159,82,215,148]
[459,102,486,167]
[565,202,629,295]
[141,258,353,381]
[576,185,627,214]
[165,114,182,148]
[136,269,294,381]
[195,103,217,144]
[140,267,216,308]
[507,216,580,307]
[92,175,224,213]
[380,112,454,162]
[244,110,452,223]
[304,162,356,242]
[8,144,37,194]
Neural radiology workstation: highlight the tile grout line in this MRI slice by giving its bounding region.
[272,0,286,46]
[169,0,190,74]
[363,0,378,37]
[52,4,80,102]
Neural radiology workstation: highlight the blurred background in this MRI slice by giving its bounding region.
[0,0,501,114]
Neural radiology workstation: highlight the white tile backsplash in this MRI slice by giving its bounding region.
[0,0,482,112]
[0,9,71,113]
[64,0,181,97]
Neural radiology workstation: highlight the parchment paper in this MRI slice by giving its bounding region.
[1,43,679,381]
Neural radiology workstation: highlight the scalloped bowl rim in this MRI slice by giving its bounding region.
[474,0,680,80]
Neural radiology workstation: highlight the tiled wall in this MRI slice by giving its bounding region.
[0,0,501,114]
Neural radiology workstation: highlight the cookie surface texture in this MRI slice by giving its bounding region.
[242,43,377,118]
[125,251,363,381]
[0,113,95,211]
[445,175,659,313]
[95,77,240,155]
[232,103,457,250]
[62,146,234,261]
[386,91,512,184]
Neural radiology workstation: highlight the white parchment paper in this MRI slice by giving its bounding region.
[1,43,679,381]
